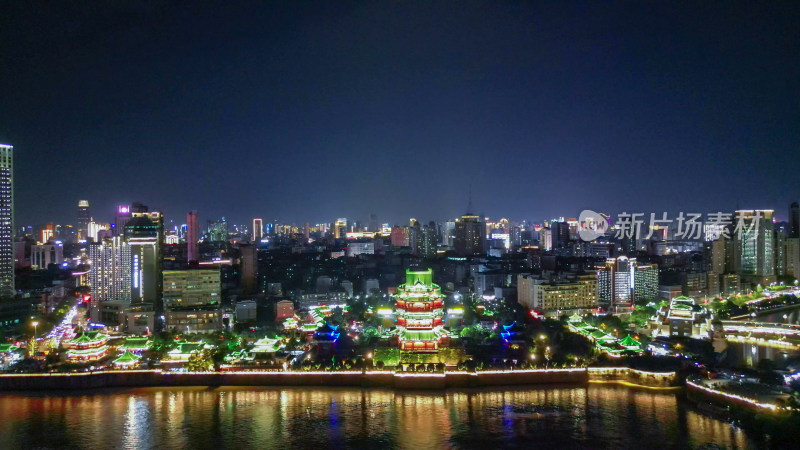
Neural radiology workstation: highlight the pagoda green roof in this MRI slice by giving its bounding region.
[68,332,107,344]
[568,313,583,323]
[114,351,142,364]
[619,335,641,347]
[0,343,18,352]
[121,337,151,349]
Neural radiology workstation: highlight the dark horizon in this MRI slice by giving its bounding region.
[2,1,799,227]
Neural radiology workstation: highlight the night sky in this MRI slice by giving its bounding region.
[2,1,799,228]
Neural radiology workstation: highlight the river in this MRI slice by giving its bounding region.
[0,386,758,449]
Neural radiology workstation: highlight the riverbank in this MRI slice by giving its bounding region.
[0,367,677,391]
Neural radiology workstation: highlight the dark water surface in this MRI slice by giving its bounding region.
[0,385,758,449]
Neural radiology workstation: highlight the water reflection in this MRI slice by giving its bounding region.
[0,386,755,449]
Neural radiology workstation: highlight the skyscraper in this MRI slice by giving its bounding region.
[252,218,263,242]
[733,209,775,284]
[125,215,161,306]
[454,214,485,256]
[88,236,132,322]
[0,145,12,297]
[114,205,132,236]
[187,211,198,263]
[790,201,800,239]
[77,200,91,242]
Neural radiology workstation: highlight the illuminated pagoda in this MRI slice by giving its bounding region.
[119,337,151,353]
[313,323,340,356]
[394,268,448,352]
[113,350,142,368]
[65,331,110,362]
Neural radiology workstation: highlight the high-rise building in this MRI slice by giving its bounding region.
[710,238,726,275]
[162,269,221,308]
[420,224,438,259]
[390,226,409,247]
[187,211,198,263]
[239,243,257,295]
[786,238,800,279]
[77,200,91,242]
[368,214,378,233]
[733,209,775,284]
[394,269,446,352]
[125,215,161,307]
[0,144,12,297]
[454,214,485,256]
[114,205,132,236]
[334,218,347,239]
[88,237,132,320]
[207,218,228,242]
[597,257,656,312]
[252,218,263,242]
[790,202,800,239]
[552,221,570,249]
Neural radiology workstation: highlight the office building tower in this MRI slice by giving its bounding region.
[125,215,161,307]
[454,213,485,257]
[710,238,726,275]
[0,145,12,297]
[791,202,800,239]
[552,221,570,249]
[187,211,198,263]
[597,257,656,312]
[88,237,132,319]
[207,218,228,242]
[114,205,132,236]
[240,244,257,295]
[420,224,438,259]
[733,209,775,284]
[252,218,263,242]
[390,226,409,247]
[77,200,90,242]
[334,218,347,239]
[368,214,378,233]
[162,269,221,308]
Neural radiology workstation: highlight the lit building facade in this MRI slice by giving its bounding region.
[77,200,90,241]
[0,144,12,297]
[733,209,775,284]
[88,237,132,319]
[394,269,446,352]
[517,273,598,313]
[187,211,198,263]
[162,269,221,308]
[454,214,485,256]
[252,218,263,241]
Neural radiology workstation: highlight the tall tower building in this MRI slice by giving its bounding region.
[454,215,485,256]
[77,200,91,242]
[733,209,775,284]
[790,202,800,239]
[88,237,132,321]
[252,218,263,242]
[187,211,198,263]
[240,243,257,295]
[124,215,161,307]
[394,269,446,352]
[0,144,13,297]
[114,205,132,236]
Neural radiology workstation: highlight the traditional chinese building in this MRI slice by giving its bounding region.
[394,268,449,352]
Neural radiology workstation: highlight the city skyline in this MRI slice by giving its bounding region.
[2,2,799,226]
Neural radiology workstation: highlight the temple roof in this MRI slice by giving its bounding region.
[114,350,142,364]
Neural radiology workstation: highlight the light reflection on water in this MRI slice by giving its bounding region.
[0,386,756,449]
